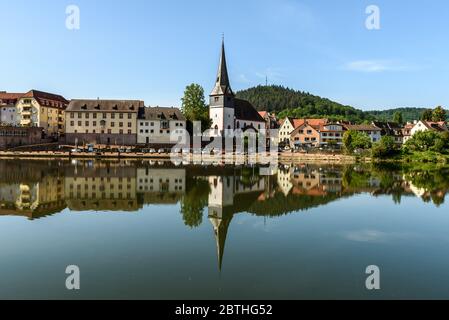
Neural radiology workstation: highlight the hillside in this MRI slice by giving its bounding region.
[365,108,428,123]
[235,85,432,123]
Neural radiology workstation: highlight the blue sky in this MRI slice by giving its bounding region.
[1,0,449,110]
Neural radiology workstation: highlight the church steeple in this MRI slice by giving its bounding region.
[211,39,233,96]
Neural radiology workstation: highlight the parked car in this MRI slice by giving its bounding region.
[172,147,182,153]
[71,148,81,153]
[158,148,165,154]
[149,148,156,154]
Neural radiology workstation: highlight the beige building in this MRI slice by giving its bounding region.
[278,118,328,145]
[137,107,186,145]
[15,90,68,138]
[65,99,144,146]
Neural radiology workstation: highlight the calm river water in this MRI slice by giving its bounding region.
[0,159,448,299]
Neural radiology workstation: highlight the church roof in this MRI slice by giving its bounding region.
[235,99,265,122]
[210,40,233,96]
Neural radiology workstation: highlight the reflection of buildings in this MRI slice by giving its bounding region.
[65,163,139,211]
[0,175,66,219]
[137,168,186,204]
[279,166,343,197]
[0,161,189,217]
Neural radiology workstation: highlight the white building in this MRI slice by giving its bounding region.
[0,92,22,126]
[137,107,186,145]
[343,124,382,143]
[410,120,448,136]
[136,168,185,193]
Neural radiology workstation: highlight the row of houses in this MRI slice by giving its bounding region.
[277,117,448,149]
[1,91,187,148]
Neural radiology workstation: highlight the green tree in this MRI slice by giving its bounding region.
[421,109,433,121]
[393,111,403,124]
[432,106,447,122]
[404,130,440,152]
[180,177,210,228]
[372,136,396,158]
[181,83,211,131]
[343,130,372,153]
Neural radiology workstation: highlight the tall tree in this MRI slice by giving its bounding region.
[393,111,403,124]
[432,106,447,122]
[421,109,433,121]
[181,83,211,131]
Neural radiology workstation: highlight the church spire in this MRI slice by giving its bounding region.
[211,39,233,96]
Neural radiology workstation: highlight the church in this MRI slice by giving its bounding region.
[209,41,265,137]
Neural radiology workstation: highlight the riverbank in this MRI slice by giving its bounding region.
[0,150,361,164]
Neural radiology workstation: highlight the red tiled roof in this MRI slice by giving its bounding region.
[422,121,448,132]
[290,118,327,129]
[0,92,24,100]
[23,90,68,104]
[19,90,69,110]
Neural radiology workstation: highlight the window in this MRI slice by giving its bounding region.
[111,113,115,119]
[128,122,132,128]
[103,113,107,119]
[93,113,97,119]
[119,122,123,127]
[78,121,82,126]
[128,114,132,119]
[70,121,74,126]
[119,129,123,134]
[78,113,82,118]
[93,121,97,126]
[128,130,132,134]
[119,113,124,119]
[85,121,89,126]
[85,113,89,119]
[70,113,75,118]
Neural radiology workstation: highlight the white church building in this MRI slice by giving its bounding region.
[209,41,266,137]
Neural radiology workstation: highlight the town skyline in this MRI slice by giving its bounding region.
[2,0,449,109]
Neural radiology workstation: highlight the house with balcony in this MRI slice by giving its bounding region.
[15,90,69,138]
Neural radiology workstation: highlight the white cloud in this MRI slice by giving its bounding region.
[343,60,409,73]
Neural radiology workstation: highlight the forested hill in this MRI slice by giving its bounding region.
[365,108,428,122]
[235,85,429,123]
